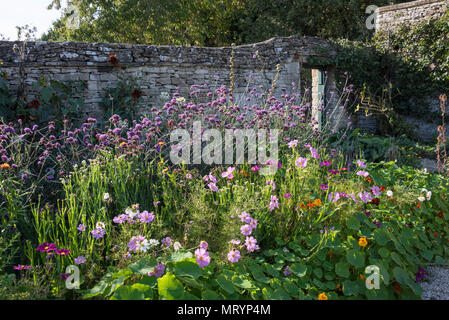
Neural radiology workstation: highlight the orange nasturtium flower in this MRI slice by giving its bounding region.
[358,237,368,247]
[0,163,11,170]
[314,198,322,206]
[318,292,328,300]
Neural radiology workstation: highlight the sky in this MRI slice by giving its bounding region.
[0,0,67,40]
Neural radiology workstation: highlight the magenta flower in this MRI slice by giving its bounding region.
[250,165,259,172]
[295,157,308,168]
[320,161,332,167]
[36,242,57,252]
[227,249,241,263]
[13,265,32,270]
[55,249,71,256]
[320,184,328,190]
[284,193,292,199]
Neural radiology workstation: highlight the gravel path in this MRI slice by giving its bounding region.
[420,266,449,300]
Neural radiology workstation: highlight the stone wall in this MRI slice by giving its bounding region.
[0,36,337,120]
[376,0,448,32]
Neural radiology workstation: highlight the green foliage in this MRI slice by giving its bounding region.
[42,0,410,46]
[330,9,449,133]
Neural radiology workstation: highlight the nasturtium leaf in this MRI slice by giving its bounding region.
[342,280,361,296]
[373,228,389,246]
[173,260,202,279]
[128,257,158,275]
[232,275,254,289]
[335,262,350,278]
[390,252,404,266]
[216,275,234,294]
[157,273,185,300]
[378,247,390,259]
[346,249,365,269]
[112,285,145,300]
[202,290,222,300]
[290,263,307,277]
[347,217,360,230]
[313,268,323,279]
[168,250,193,262]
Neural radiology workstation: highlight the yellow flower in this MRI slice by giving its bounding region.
[119,142,127,148]
[158,141,165,146]
[358,237,368,247]
[314,198,322,206]
[318,292,328,300]
[299,202,307,210]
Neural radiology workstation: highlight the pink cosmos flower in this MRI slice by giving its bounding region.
[227,249,241,263]
[295,157,308,169]
[194,248,211,268]
[221,167,235,179]
[241,224,253,236]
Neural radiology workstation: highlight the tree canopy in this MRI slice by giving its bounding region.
[42,0,410,46]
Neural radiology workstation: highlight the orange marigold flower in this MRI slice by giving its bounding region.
[318,292,328,300]
[365,177,372,183]
[307,201,315,208]
[314,199,322,206]
[0,163,11,170]
[158,141,165,146]
[119,142,127,148]
[358,237,368,247]
[299,203,307,210]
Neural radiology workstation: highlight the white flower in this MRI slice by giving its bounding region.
[136,239,150,252]
[125,207,138,218]
[160,92,170,100]
[426,191,432,201]
[422,188,429,193]
[283,248,290,253]
[149,239,160,247]
[418,196,426,202]
[103,193,111,201]
[96,222,105,229]
[176,97,186,104]
[386,190,393,197]
[173,242,182,251]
